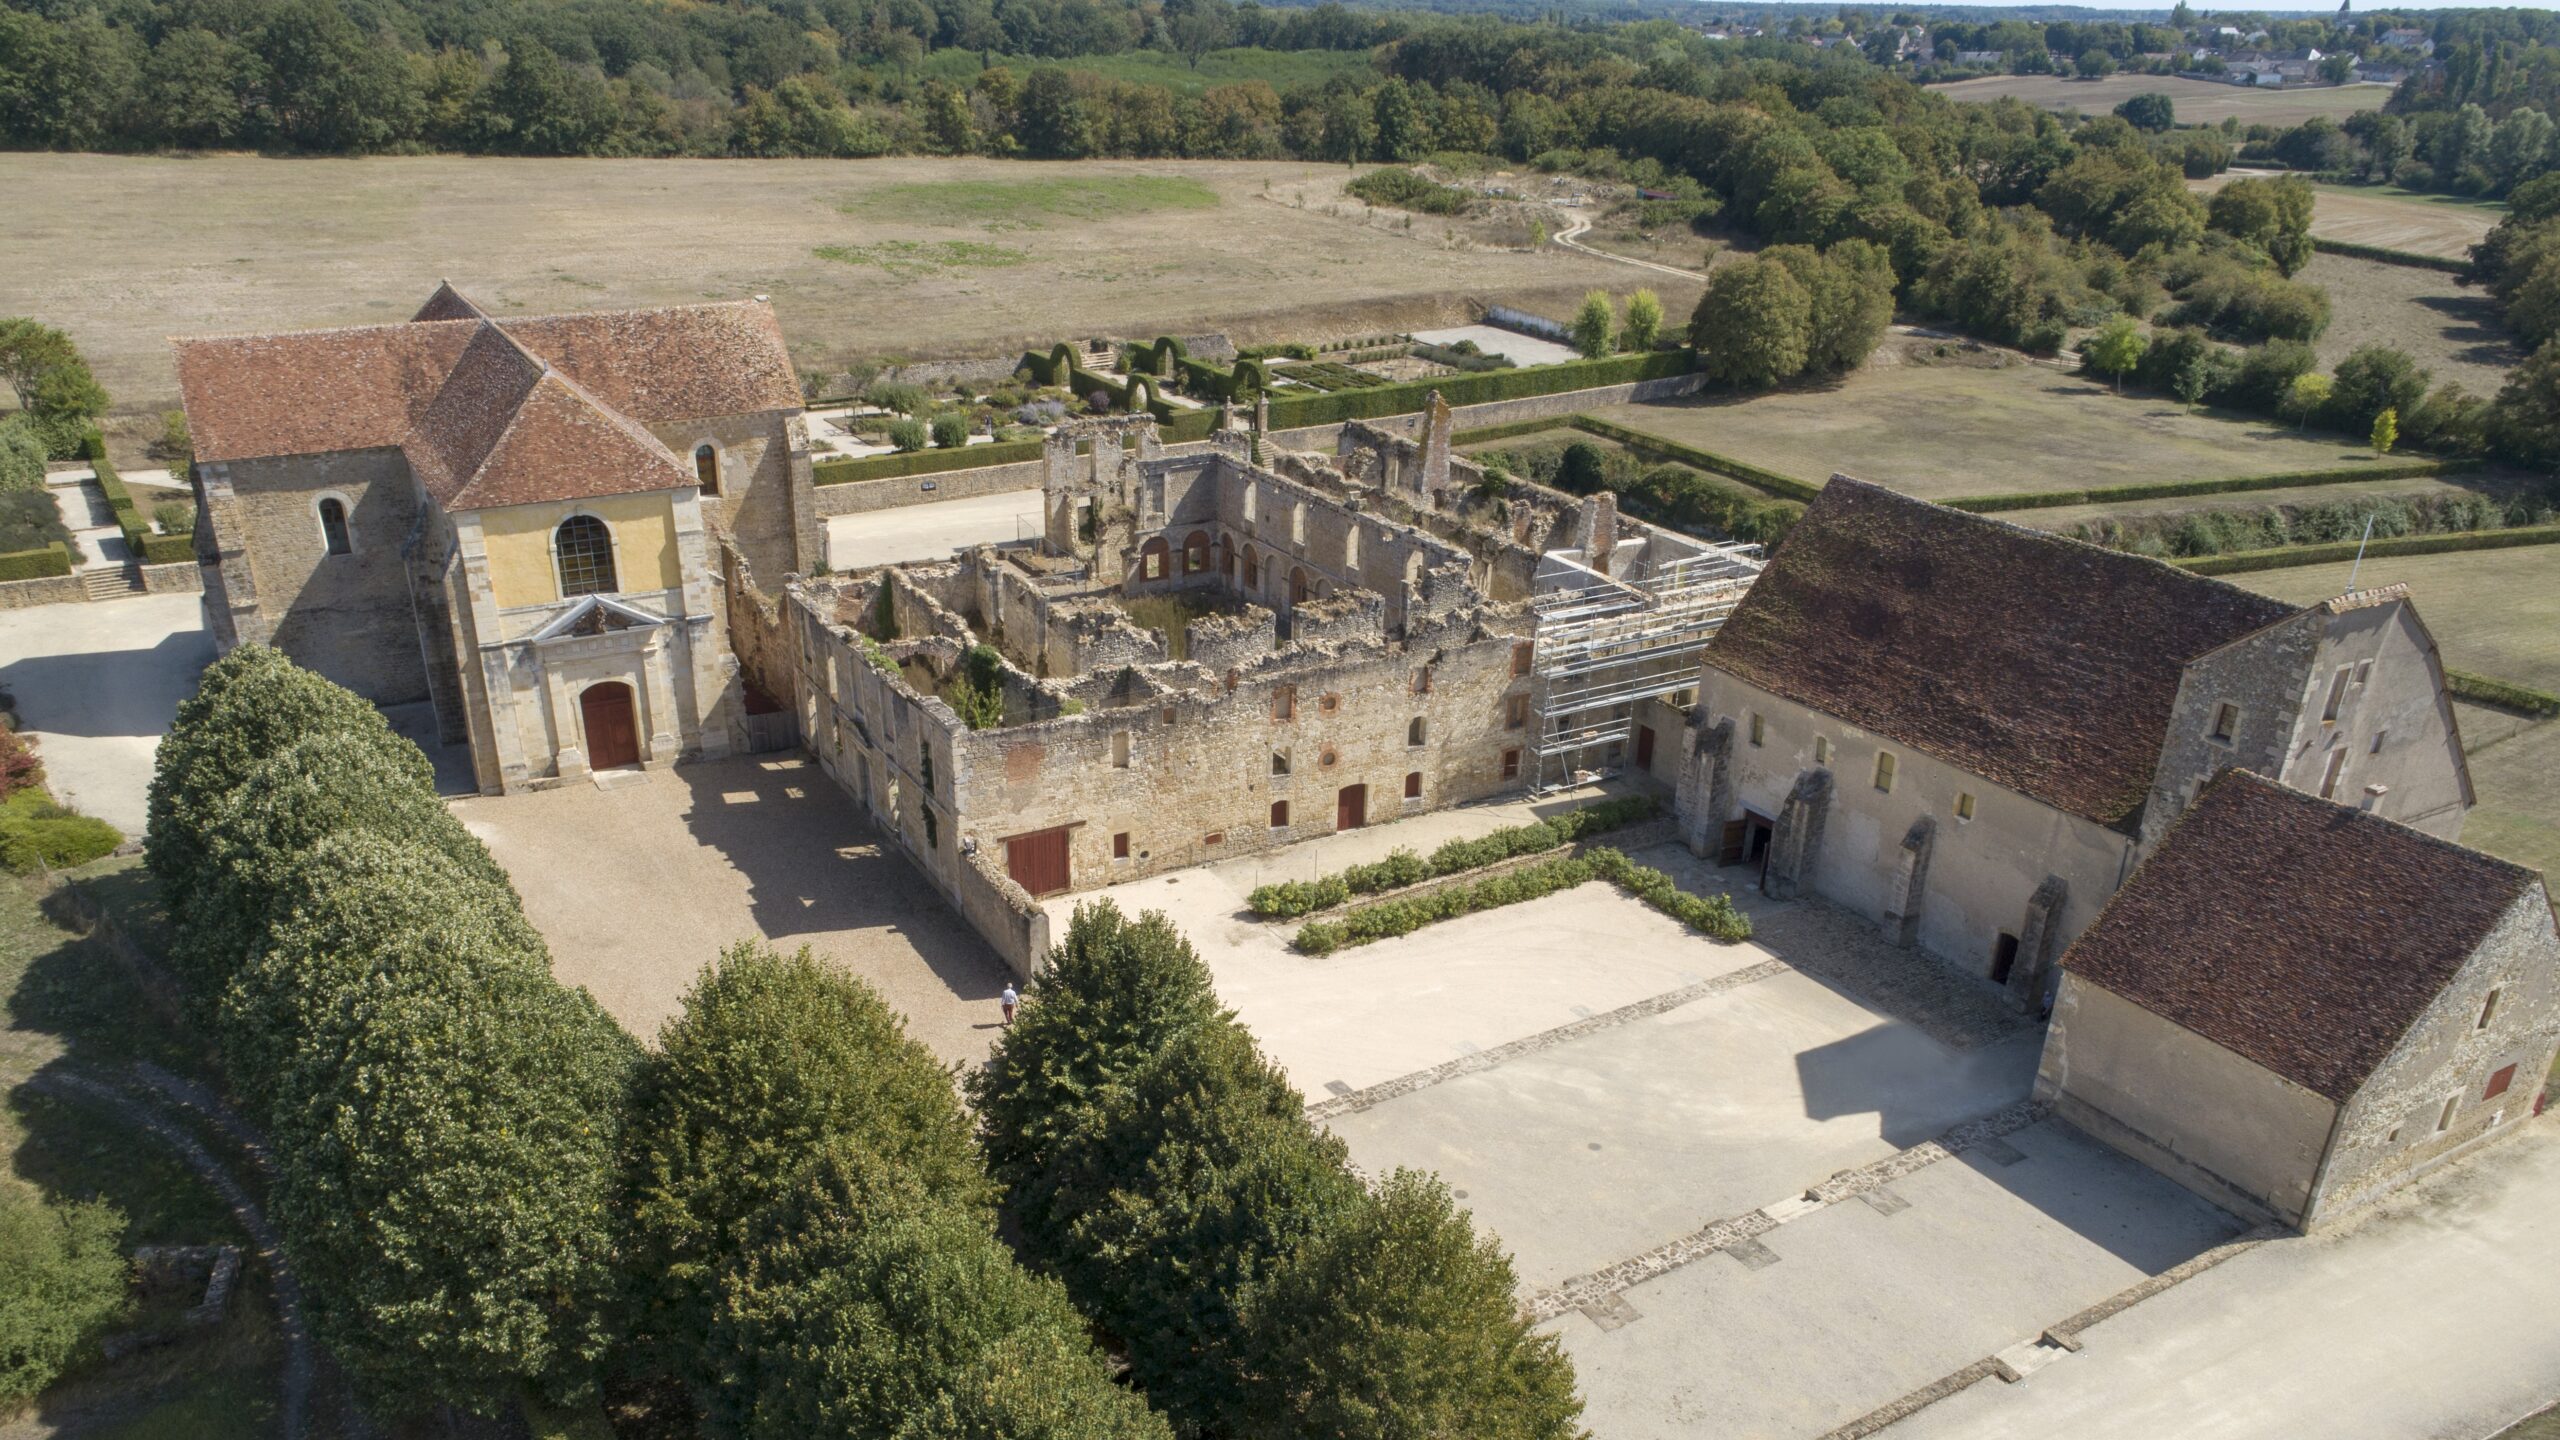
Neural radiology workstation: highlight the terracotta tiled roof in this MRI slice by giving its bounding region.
[1707,477,2298,828]
[443,369,696,510]
[412,280,488,322]
[2061,771,2540,1102]
[173,290,801,483]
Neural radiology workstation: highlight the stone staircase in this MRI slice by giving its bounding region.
[80,566,139,601]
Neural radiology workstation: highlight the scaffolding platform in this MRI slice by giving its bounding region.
[1527,541,1762,786]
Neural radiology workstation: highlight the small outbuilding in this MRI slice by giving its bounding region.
[2037,770,2560,1230]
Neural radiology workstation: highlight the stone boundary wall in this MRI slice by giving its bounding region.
[141,561,201,594]
[0,573,91,609]
[956,849,1052,981]
[813,371,1706,521]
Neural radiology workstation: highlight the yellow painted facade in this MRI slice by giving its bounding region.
[479,491,685,608]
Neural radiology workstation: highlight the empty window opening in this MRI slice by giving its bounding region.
[2356,658,2374,685]
[2320,746,2349,800]
[317,497,352,556]
[2480,989,2502,1029]
[1813,735,1830,765]
[694,443,720,495]
[921,808,938,849]
[1243,549,1261,588]
[2486,1064,2517,1101]
[1408,717,1427,746]
[1506,695,1529,730]
[1344,526,1361,570]
[1955,792,1977,821]
[2210,702,2239,743]
[2371,729,2389,755]
[1271,687,1295,721]
[1111,731,1130,768]
[2323,665,2352,722]
[1113,831,1131,860]
[1269,800,1290,829]
[920,749,935,794]
[1290,503,1306,545]
[2437,1095,2460,1132]
[1874,751,1897,793]
[1183,531,1210,574]
[1501,748,1522,780]
[1270,750,1290,776]
[1404,770,1422,799]
[1511,642,1533,677]
[555,514,617,597]
[1412,664,1433,694]
[1161,705,1176,725]
[1989,932,2021,986]
[1748,713,1765,747]
[1288,567,1312,605]
[1140,538,1169,581]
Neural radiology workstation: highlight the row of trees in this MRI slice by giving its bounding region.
[148,648,1575,1430]
[969,902,1586,1438]
[1690,239,1897,387]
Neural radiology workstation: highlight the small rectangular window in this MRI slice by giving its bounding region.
[1813,736,1830,765]
[2323,665,2352,722]
[1161,705,1176,724]
[2356,659,2374,685]
[1748,713,1765,747]
[1412,664,1433,694]
[1203,831,1224,846]
[2320,747,2348,800]
[1874,751,1896,793]
[2437,1094,2460,1132]
[1511,642,1533,677]
[1955,792,1976,821]
[1113,831,1131,859]
[2210,702,2239,743]
[1270,800,1290,829]
[1501,748,1521,780]
[1271,751,1290,777]
[1271,687,1295,722]
[2479,988,2502,1029]
[1404,770,1422,798]
[2371,729,2388,755]
[2485,1064,2517,1101]
[1506,695,1529,730]
[1112,731,1131,769]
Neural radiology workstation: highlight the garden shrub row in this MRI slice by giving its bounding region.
[2310,237,2469,274]
[0,543,72,581]
[2057,488,2549,561]
[80,434,193,566]
[1294,845,1749,956]
[1451,415,1573,446]
[1943,459,2464,514]
[2178,522,2560,575]
[1246,794,1659,918]
[1561,415,1825,502]
[814,438,1045,485]
[2446,669,2560,718]
[1264,350,1692,430]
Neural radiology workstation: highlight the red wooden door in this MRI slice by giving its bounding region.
[581,682,640,770]
[1005,826,1073,897]
[1337,784,1367,831]
[1635,724,1655,770]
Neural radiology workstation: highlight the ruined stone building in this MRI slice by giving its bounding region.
[1675,477,2473,1007]
[2039,770,2560,1229]
[174,284,820,793]
[763,410,1761,972]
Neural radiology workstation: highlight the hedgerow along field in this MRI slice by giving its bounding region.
[1929,73,2391,128]
[2233,544,2560,881]
[0,153,1645,411]
[1583,357,2376,501]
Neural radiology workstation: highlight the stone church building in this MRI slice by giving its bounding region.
[1676,477,2474,1008]
[174,283,819,794]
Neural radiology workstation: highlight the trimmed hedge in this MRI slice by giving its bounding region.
[1452,415,1575,446]
[1246,794,1658,919]
[1263,350,1693,431]
[1294,845,1748,956]
[815,438,1045,485]
[81,433,183,564]
[2447,669,2560,717]
[2178,522,2560,575]
[0,543,71,581]
[2311,237,2468,273]
[1563,415,1824,502]
[1943,460,2465,514]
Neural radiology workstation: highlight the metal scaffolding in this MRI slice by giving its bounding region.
[1527,541,1763,787]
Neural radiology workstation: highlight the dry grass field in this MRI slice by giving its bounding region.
[2301,251,2520,393]
[1930,74,2389,127]
[1588,358,2374,499]
[2191,172,2501,259]
[2235,545,2560,879]
[0,153,1652,411]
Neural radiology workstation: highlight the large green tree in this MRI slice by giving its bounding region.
[966,902,1226,1256]
[1234,1169,1586,1440]
[706,1144,1172,1440]
[622,941,988,1383]
[1689,257,1813,388]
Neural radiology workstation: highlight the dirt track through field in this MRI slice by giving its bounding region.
[0,154,1648,410]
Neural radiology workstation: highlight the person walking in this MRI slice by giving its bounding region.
[1000,983,1019,1025]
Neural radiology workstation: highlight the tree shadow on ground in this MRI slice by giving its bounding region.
[0,630,210,741]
